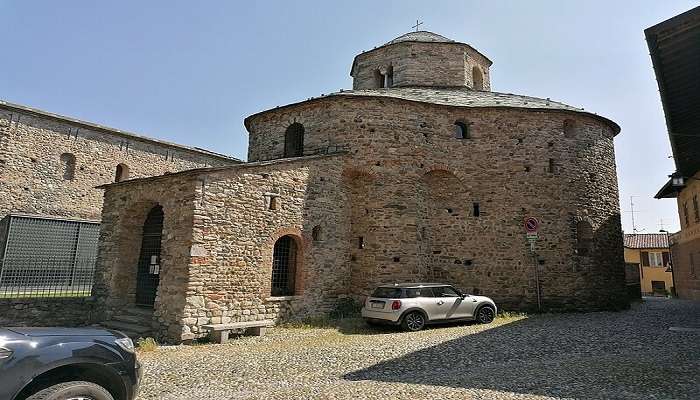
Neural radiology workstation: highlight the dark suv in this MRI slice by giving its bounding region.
[0,327,141,400]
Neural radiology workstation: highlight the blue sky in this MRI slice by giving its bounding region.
[2,0,696,233]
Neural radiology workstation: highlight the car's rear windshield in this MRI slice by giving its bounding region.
[371,287,404,298]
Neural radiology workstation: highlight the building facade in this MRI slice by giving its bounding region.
[94,31,628,343]
[0,100,238,221]
[623,234,673,296]
[649,6,700,300]
[0,100,238,327]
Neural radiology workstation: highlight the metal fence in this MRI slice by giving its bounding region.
[0,214,100,298]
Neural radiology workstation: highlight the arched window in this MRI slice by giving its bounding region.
[385,66,393,88]
[272,235,297,296]
[115,163,130,182]
[312,225,323,241]
[454,121,469,139]
[374,69,384,88]
[284,123,304,158]
[59,153,76,181]
[564,119,576,138]
[472,66,484,91]
[576,220,594,255]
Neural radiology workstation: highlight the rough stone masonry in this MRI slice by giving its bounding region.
[0,101,238,327]
[94,31,628,343]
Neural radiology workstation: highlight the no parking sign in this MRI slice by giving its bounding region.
[524,217,539,234]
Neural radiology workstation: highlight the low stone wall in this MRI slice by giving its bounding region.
[0,297,95,327]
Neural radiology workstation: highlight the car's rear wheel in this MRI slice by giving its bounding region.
[475,306,496,324]
[26,381,114,400]
[401,311,426,331]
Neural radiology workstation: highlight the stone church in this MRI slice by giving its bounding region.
[93,31,628,343]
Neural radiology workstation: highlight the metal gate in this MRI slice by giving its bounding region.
[135,206,164,306]
[0,214,100,298]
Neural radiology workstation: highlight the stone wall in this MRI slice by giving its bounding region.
[351,42,491,90]
[246,96,628,311]
[0,104,236,329]
[183,155,347,340]
[0,105,236,221]
[95,155,347,342]
[94,172,199,341]
[0,297,95,327]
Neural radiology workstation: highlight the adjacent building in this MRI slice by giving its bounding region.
[648,6,700,300]
[0,100,238,326]
[91,31,628,342]
[623,234,673,296]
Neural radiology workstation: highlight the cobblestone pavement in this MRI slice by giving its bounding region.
[136,298,700,400]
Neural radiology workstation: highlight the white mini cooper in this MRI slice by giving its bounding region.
[361,283,497,331]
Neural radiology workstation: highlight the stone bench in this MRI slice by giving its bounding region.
[202,320,275,344]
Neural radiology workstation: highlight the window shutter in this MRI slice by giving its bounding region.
[641,251,650,267]
[662,252,670,267]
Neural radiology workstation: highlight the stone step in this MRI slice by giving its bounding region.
[123,306,154,317]
[101,320,152,335]
[113,314,151,325]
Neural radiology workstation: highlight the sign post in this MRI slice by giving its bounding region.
[524,217,542,311]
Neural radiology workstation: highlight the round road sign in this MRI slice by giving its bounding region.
[525,217,539,233]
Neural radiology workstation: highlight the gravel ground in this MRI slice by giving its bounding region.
[136,298,700,400]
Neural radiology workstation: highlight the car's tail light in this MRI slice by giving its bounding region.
[391,300,402,310]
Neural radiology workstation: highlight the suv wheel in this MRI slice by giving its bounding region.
[401,311,426,331]
[476,306,495,324]
[27,381,114,400]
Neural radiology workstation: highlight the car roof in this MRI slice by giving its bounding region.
[377,283,451,289]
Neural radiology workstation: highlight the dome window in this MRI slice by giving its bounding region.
[472,66,484,91]
[374,66,393,88]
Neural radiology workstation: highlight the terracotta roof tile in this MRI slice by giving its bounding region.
[623,234,669,249]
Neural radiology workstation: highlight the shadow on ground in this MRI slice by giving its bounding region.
[344,298,700,399]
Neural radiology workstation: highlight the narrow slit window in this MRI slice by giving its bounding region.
[59,153,76,181]
[358,236,364,249]
[473,202,480,217]
[454,121,469,139]
[548,158,556,173]
[268,196,278,210]
[312,225,323,241]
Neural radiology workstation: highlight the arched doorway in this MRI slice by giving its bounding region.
[135,205,164,306]
[271,235,297,296]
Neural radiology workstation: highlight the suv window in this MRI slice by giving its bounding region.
[431,286,461,297]
[371,287,404,298]
[405,288,434,298]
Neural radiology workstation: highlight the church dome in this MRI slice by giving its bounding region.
[384,31,455,45]
[351,31,492,90]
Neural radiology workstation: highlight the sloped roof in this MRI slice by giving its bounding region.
[0,100,240,163]
[384,31,455,45]
[646,6,700,181]
[245,87,620,134]
[623,233,670,249]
